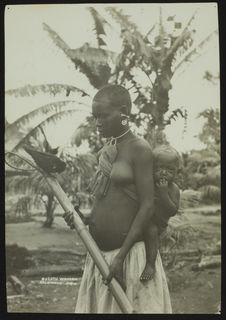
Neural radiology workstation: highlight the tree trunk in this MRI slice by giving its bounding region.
[43,194,56,228]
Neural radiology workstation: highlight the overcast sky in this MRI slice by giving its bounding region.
[5,3,219,152]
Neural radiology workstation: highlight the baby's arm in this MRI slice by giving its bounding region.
[167,183,180,215]
[156,180,180,216]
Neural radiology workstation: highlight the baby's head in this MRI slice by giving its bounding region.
[153,145,180,184]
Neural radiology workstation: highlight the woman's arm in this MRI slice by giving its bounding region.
[117,143,155,260]
[105,141,155,286]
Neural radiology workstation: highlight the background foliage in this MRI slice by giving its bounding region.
[5,6,219,229]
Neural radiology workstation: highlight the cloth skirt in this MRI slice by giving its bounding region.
[75,241,172,314]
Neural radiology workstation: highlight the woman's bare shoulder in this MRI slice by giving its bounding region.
[128,137,153,162]
[130,136,152,152]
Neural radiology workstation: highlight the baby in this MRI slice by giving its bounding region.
[140,145,181,281]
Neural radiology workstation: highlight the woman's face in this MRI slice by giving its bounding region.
[92,96,122,138]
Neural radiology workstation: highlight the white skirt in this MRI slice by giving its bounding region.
[75,241,172,314]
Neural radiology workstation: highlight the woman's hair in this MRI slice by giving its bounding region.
[153,144,181,169]
[94,84,132,113]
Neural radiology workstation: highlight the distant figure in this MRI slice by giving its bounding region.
[140,145,180,281]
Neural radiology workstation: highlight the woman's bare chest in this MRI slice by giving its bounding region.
[110,160,134,185]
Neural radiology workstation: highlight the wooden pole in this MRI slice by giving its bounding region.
[44,173,135,314]
[7,148,135,313]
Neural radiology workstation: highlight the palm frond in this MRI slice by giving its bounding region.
[43,22,97,85]
[164,9,199,63]
[107,7,153,60]
[88,7,108,47]
[70,55,110,89]
[106,7,140,35]
[173,30,218,73]
[67,45,117,88]
[203,70,219,84]
[5,100,90,152]
[107,8,155,77]
[43,18,118,89]
[43,22,70,53]
[158,7,165,56]
[43,22,110,88]
[68,44,117,65]
[123,29,152,59]
[5,83,90,98]
[164,108,187,126]
[11,108,90,154]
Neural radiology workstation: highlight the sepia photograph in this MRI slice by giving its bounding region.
[4,2,220,314]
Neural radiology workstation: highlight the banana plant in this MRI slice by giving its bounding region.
[41,6,217,146]
[106,7,217,144]
[5,6,218,227]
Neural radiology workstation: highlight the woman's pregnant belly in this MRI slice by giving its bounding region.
[89,183,140,251]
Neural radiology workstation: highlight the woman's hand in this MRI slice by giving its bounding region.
[74,206,91,225]
[63,210,91,228]
[82,216,91,225]
[63,211,75,229]
[104,255,126,291]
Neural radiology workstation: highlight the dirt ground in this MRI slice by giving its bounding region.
[5,205,221,314]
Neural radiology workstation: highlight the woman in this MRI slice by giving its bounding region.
[64,84,172,313]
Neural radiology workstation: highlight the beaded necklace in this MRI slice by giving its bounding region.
[110,128,131,145]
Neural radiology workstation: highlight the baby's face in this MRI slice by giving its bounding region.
[154,156,178,183]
